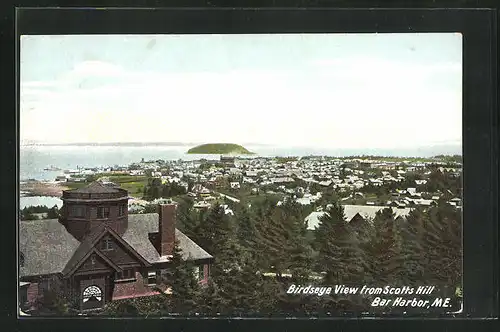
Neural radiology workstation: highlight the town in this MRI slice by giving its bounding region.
[19,153,463,316]
[41,154,462,218]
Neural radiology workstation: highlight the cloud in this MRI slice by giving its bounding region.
[66,60,125,78]
[20,57,462,148]
[310,57,461,82]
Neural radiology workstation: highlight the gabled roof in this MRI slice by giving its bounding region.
[62,247,123,277]
[62,224,151,276]
[61,226,106,276]
[20,214,212,278]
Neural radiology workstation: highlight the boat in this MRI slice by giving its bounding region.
[43,166,61,171]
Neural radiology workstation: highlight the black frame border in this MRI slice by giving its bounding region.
[2,6,498,332]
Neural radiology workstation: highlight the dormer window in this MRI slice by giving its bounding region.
[100,236,113,251]
[97,207,110,219]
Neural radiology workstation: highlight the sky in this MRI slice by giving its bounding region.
[20,33,462,149]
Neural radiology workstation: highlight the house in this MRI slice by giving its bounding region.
[230,182,241,190]
[305,205,413,231]
[55,175,68,182]
[193,201,211,210]
[245,171,258,177]
[191,184,211,198]
[220,156,235,167]
[19,182,213,313]
[406,188,417,196]
[221,205,234,216]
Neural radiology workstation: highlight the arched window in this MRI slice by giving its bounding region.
[82,285,102,303]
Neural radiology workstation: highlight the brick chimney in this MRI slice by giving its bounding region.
[158,203,177,256]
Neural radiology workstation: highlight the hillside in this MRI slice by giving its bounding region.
[187,143,254,155]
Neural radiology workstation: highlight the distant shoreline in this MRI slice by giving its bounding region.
[20,142,273,148]
[20,180,68,197]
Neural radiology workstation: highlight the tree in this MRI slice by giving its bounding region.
[176,198,198,240]
[34,278,77,316]
[399,207,427,285]
[194,204,234,261]
[166,241,200,314]
[421,203,462,297]
[364,208,404,286]
[47,205,60,219]
[279,200,313,284]
[234,204,259,257]
[254,205,289,276]
[102,300,139,316]
[315,203,364,285]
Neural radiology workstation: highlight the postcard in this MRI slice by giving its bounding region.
[19,33,463,317]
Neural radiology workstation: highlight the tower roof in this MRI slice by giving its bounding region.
[65,181,125,194]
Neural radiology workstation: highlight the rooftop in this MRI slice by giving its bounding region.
[19,213,212,278]
[65,181,126,195]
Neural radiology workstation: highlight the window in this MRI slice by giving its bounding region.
[100,236,113,251]
[97,207,110,219]
[72,206,85,218]
[39,279,51,293]
[198,265,204,281]
[118,205,125,216]
[19,287,28,306]
[115,269,135,281]
[20,252,24,267]
[82,285,102,303]
[147,271,157,285]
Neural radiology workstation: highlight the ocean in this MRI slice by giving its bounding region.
[20,196,63,210]
[19,144,461,182]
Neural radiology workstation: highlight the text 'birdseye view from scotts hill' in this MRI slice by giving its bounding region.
[19,33,462,317]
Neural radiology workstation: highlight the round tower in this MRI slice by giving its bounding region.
[59,181,129,241]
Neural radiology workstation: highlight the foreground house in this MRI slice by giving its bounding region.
[19,182,213,313]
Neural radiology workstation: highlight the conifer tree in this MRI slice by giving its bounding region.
[365,208,404,286]
[399,207,427,285]
[421,202,462,297]
[315,203,364,285]
[234,204,259,256]
[255,206,289,277]
[176,199,199,241]
[166,241,200,314]
[280,200,314,284]
[198,279,222,315]
[194,204,234,259]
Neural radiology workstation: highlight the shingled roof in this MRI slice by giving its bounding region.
[123,214,213,262]
[19,219,80,277]
[65,181,125,194]
[19,213,213,278]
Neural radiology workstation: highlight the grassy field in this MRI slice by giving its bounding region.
[120,181,147,197]
[64,182,88,190]
[65,175,148,197]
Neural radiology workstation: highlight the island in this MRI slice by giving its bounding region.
[187,143,255,155]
